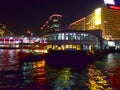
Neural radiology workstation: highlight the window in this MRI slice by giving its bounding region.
[81,33,84,40]
[73,33,76,40]
[65,33,68,40]
[84,33,88,40]
[61,33,65,40]
[77,33,81,40]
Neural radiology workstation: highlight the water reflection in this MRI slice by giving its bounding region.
[53,68,75,90]
[0,70,20,89]
[0,49,120,89]
[105,53,120,89]
[20,60,49,89]
[0,49,19,71]
[106,53,119,69]
[93,53,120,89]
[87,64,113,90]
[93,53,120,71]
[106,64,120,89]
[46,66,89,90]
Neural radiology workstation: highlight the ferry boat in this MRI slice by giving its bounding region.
[18,43,48,61]
[44,50,96,68]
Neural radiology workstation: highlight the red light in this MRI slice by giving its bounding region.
[109,5,120,10]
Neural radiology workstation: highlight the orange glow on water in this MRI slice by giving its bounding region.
[87,65,113,90]
[33,60,46,68]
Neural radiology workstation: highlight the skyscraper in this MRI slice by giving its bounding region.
[70,4,120,41]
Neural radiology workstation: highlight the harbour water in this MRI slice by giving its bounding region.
[0,49,120,89]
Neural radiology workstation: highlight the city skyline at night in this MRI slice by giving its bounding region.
[0,0,120,36]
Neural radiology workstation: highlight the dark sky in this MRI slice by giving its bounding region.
[0,0,120,36]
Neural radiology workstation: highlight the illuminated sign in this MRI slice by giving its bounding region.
[95,8,101,25]
[108,41,115,47]
[109,5,120,10]
[103,0,115,5]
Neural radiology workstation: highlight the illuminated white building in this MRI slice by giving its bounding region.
[45,30,107,51]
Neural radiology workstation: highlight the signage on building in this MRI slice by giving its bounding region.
[95,8,101,25]
[109,5,120,10]
[103,0,115,5]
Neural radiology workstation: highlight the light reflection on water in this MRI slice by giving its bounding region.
[106,53,120,69]
[0,49,19,71]
[93,53,120,89]
[20,60,49,89]
[87,65,112,90]
[0,49,120,89]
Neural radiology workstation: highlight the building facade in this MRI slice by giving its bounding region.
[45,30,107,51]
[70,4,120,41]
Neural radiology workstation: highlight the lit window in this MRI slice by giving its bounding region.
[66,33,68,35]
[73,33,76,40]
[70,33,72,36]
[58,33,61,40]
[62,33,64,36]
[95,8,101,25]
[61,33,64,40]
[66,37,68,40]
[70,45,72,48]
[81,33,84,40]
[53,19,58,22]
[65,33,68,40]
[66,45,69,48]
[77,34,80,40]
[84,34,88,40]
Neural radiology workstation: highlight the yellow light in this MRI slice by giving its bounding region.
[95,8,101,25]
[33,60,46,68]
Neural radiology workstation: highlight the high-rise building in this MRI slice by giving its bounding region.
[70,4,120,41]
[40,14,62,34]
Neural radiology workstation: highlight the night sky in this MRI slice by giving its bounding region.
[0,0,120,36]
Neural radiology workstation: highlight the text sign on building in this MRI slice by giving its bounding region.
[109,5,120,10]
[95,8,101,25]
